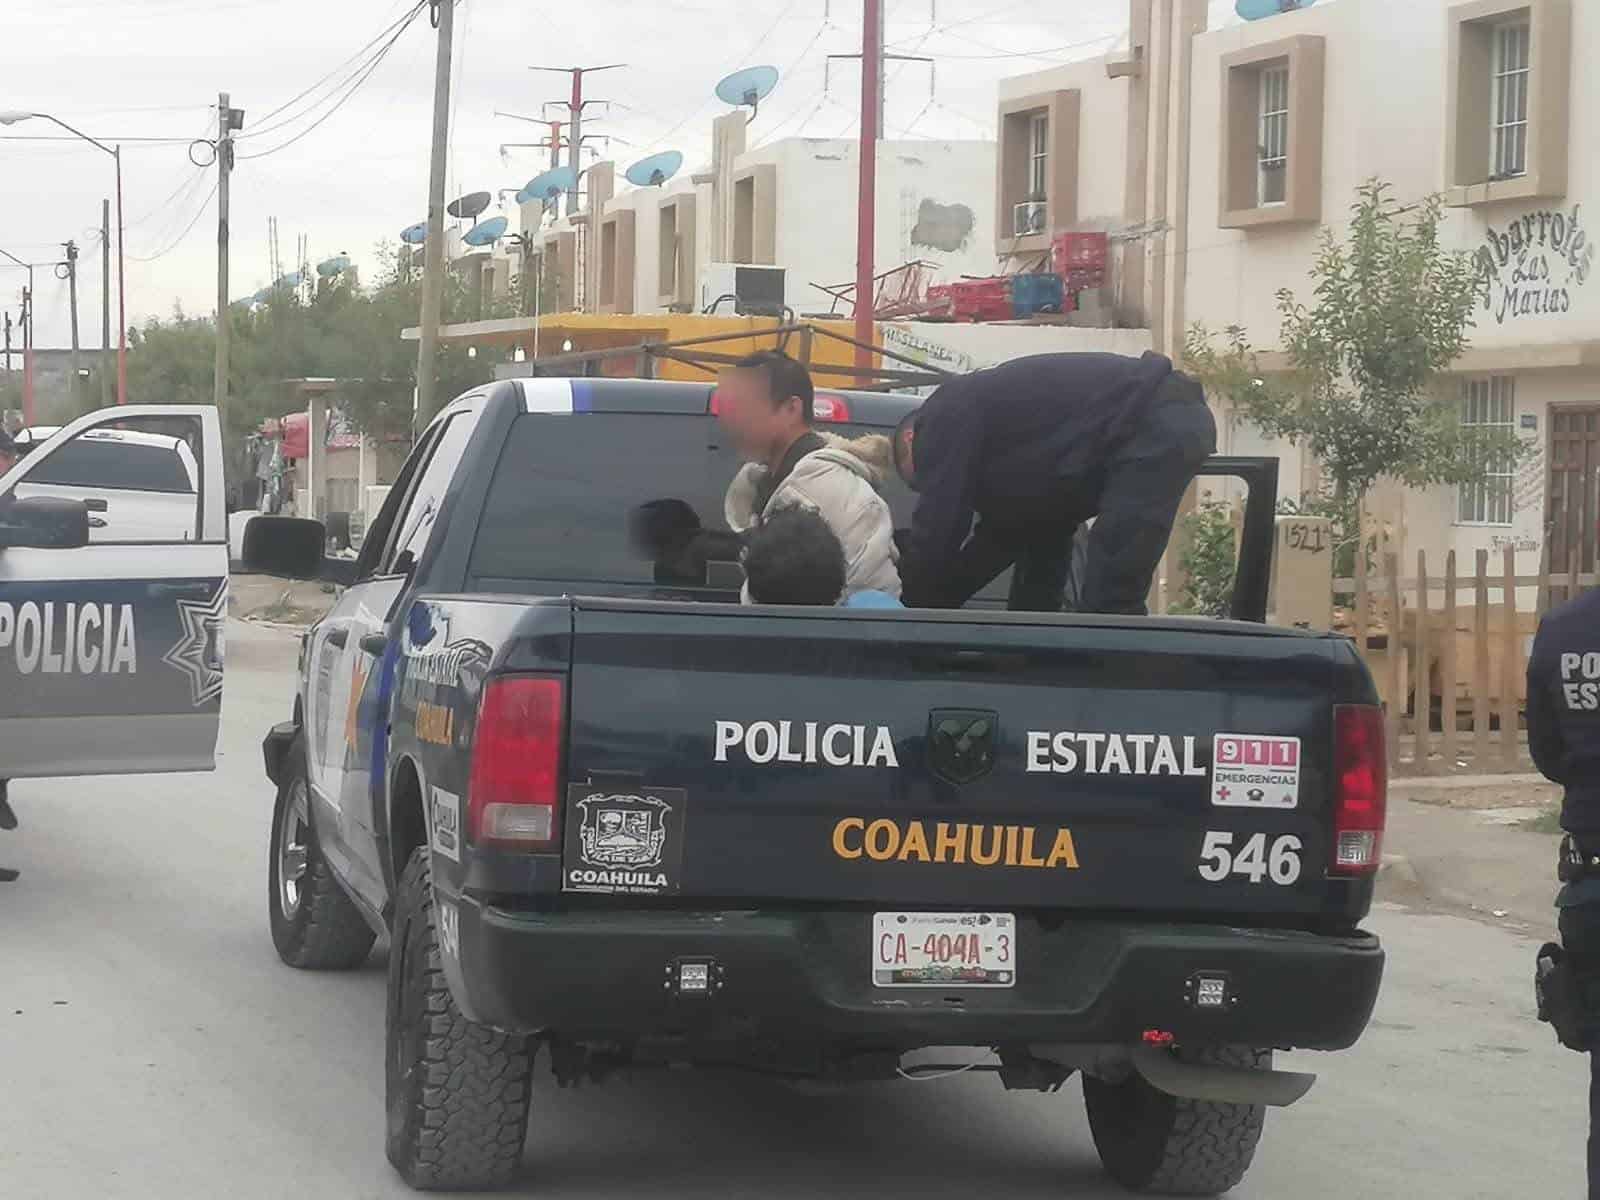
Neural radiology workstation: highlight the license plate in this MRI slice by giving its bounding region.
[871,912,1016,988]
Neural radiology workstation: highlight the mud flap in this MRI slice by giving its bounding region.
[1130,1045,1316,1107]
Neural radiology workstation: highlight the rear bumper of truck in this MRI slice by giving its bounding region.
[451,901,1383,1052]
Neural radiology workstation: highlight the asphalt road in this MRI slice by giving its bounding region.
[0,619,1591,1199]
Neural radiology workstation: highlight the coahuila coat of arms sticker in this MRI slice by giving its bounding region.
[563,785,687,895]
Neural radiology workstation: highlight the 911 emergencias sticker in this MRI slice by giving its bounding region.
[1210,734,1300,809]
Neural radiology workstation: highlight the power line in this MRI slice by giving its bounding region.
[238,6,426,162]
[242,0,427,140]
[639,0,807,151]
[919,33,1122,60]
[126,180,218,262]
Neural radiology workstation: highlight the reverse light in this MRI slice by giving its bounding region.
[1330,704,1387,875]
[467,675,564,849]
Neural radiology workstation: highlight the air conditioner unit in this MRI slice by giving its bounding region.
[699,262,788,316]
[1013,200,1048,237]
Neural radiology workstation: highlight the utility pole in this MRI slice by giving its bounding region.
[100,199,111,408]
[827,3,929,368]
[414,0,457,429]
[62,241,80,410]
[528,65,623,217]
[20,278,33,426]
[854,0,883,368]
[214,92,242,416]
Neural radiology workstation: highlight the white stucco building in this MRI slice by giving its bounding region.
[991,0,1597,586]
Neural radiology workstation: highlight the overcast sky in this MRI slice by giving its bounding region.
[2,0,1240,348]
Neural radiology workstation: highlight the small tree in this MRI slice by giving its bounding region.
[1187,179,1523,515]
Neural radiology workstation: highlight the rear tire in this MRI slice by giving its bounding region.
[385,848,534,1191]
[1082,1046,1269,1196]
[267,732,376,970]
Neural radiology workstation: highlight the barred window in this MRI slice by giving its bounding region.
[1490,20,1531,179]
[1257,66,1290,205]
[1458,376,1516,525]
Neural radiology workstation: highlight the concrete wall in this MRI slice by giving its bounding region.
[999,55,1131,229]
[879,320,1152,382]
[759,138,997,317]
[1178,0,1600,577]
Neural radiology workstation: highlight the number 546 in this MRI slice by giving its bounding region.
[1198,831,1302,886]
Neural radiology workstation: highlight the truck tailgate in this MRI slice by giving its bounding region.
[560,601,1369,920]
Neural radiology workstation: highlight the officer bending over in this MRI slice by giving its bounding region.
[1529,568,1600,1196]
[892,351,1216,614]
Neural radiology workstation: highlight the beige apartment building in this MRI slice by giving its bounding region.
[993,0,1597,587]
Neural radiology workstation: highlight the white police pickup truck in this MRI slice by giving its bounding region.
[0,405,229,878]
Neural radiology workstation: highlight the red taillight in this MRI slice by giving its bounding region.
[707,389,851,422]
[467,675,564,849]
[811,392,851,423]
[1331,704,1387,875]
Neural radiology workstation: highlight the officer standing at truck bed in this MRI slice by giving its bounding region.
[891,350,1216,614]
[1528,571,1600,1197]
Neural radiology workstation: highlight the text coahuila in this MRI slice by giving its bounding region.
[833,818,1079,869]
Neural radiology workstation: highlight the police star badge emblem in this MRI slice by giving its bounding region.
[161,583,227,706]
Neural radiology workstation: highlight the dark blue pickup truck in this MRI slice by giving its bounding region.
[248,376,1386,1196]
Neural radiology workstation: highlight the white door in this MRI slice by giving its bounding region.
[0,406,228,778]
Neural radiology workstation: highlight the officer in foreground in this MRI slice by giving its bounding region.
[892,350,1215,614]
[1528,562,1600,1196]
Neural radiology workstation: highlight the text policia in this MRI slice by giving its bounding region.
[0,601,138,675]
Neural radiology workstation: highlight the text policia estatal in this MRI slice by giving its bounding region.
[0,601,138,675]
[712,718,1209,779]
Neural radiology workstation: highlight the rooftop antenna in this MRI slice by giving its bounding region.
[447,191,492,221]
[714,65,780,120]
[624,150,684,189]
[462,215,508,247]
[1235,0,1317,15]
[516,164,579,209]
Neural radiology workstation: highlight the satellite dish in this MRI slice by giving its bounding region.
[447,190,492,220]
[1234,0,1317,18]
[316,254,351,278]
[715,65,779,115]
[462,215,508,247]
[400,221,428,245]
[516,164,578,206]
[625,150,684,188]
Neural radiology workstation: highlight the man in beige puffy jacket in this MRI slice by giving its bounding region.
[717,350,900,601]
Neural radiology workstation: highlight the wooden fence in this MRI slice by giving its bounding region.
[1333,547,1596,775]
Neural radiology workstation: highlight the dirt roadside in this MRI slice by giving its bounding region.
[1379,774,1564,939]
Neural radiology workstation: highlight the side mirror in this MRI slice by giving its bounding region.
[242,515,325,578]
[0,497,91,550]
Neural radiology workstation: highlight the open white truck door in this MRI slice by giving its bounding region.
[0,405,228,780]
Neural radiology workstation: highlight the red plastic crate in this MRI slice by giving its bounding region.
[949,277,1014,322]
[1053,231,1109,275]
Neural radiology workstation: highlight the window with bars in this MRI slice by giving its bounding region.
[1257,66,1290,206]
[1490,20,1530,179]
[1028,112,1049,198]
[1458,376,1517,525]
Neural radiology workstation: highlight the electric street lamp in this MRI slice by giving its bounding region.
[0,111,126,406]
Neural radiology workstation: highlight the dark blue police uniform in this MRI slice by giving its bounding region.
[898,351,1217,615]
[1527,587,1600,1196]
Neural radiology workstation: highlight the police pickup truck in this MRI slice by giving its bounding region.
[0,406,229,878]
[247,377,1386,1196]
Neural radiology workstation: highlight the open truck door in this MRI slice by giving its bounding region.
[0,405,228,779]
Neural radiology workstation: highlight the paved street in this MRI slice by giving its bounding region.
[0,619,1590,1199]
